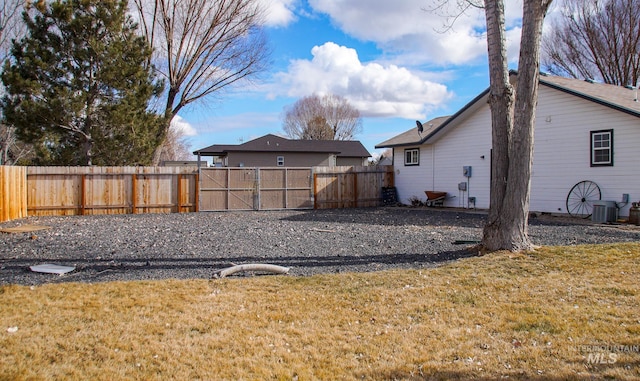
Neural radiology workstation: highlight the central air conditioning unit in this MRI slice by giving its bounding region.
[592,201,618,223]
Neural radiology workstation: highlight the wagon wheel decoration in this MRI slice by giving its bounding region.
[566,180,601,218]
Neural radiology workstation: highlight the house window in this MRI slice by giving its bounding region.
[591,129,613,166]
[277,156,285,166]
[404,148,419,166]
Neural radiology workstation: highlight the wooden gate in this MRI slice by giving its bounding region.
[198,167,313,211]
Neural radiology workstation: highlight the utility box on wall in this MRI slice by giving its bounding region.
[463,166,472,178]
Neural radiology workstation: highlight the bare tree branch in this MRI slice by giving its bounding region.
[542,0,640,86]
[0,0,24,62]
[0,0,31,165]
[133,0,272,164]
[156,122,193,162]
[282,94,363,141]
[422,0,484,33]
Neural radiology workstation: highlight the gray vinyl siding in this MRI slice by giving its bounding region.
[226,152,332,167]
[336,157,367,166]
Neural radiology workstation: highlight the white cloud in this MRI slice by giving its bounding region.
[260,0,297,27]
[304,0,524,66]
[256,0,531,121]
[171,115,198,136]
[276,42,452,119]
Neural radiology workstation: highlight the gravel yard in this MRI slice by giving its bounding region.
[1,207,639,285]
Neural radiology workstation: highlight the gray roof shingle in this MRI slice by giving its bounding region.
[539,74,640,116]
[375,116,449,148]
[194,134,371,158]
[376,73,640,149]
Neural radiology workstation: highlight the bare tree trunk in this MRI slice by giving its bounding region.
[0,139,7,165]
[0,125,12,165]
[499,0,550,251]
[152,87,180,165]
[482,0,552,252]
[481,0,514,249]
[152,119,171,166]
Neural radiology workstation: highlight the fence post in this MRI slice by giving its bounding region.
[285,169,289,209]
[353,171,358,208]
[254,169,260,210]
[177,174,182,213]
[313,173,318,209]
[194,173,199,212]
[131,174,137,214]
[80,174,86,215]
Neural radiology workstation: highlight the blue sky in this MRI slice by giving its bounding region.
[176,0,533,161]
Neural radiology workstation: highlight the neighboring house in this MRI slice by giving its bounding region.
[161,160,208,167]
[194,134,371,167]
[377,156,393,166]
[376,72,640,217]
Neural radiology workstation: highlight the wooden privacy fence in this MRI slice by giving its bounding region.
[0,166,28,222]
[313,166,394,209]
[198,166,393,211]
[0,165,394,222]
[24,166,198,217]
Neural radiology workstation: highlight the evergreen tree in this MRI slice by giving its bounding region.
[1,0,164,165]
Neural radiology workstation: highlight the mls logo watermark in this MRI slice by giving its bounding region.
[577,344,640,365]
[586,352,618,365]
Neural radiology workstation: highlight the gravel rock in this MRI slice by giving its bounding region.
[1,207,638,285]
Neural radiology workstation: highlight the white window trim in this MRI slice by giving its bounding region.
[277,156,285,166]
[404,148,419,166]
[590,129,613,167]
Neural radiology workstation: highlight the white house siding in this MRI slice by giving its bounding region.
[392,145,434,203]
[392,107,493,208]
[430,106,492,209]
[531,85,639,217]
[390,84,639,217]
